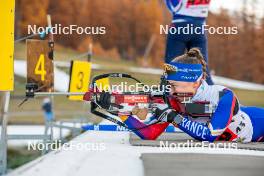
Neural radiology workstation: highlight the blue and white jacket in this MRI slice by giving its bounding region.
[165,0,211,23]
[177,80,253,143]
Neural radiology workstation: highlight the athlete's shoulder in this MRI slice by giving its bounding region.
[210,84,226,90]
[209,84,237,99]
[193,81,235,106]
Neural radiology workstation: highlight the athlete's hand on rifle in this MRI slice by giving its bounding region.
[154,108,183,124]
[97,91,111,109]
[132,106,148,120]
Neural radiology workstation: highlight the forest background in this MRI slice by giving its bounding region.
[15,0,264,84]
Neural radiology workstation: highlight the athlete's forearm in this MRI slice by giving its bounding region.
[177,117,217,142]
[121,115,169,140]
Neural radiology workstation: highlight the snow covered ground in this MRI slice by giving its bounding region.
[8,130,264,176]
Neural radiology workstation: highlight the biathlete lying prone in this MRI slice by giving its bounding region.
[98,48,264,143]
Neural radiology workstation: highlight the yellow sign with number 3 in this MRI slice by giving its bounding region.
[68,61,92,101]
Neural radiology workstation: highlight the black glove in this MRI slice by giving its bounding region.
[97,91,111,109]
[154,108,183,124]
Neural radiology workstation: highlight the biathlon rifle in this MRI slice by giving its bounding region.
[24,73,216,131]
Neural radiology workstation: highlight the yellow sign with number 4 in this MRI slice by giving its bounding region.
[68,61,92,101]
[27,40,54,92]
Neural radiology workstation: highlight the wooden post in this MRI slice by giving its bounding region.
[27,39,54,152]
[0,92,10,174]
[143,35,156,67]
[47,14,54,141]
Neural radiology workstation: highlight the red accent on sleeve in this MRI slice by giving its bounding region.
[139,122,170,140]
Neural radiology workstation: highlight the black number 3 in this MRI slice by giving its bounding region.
[76,72,84,90]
